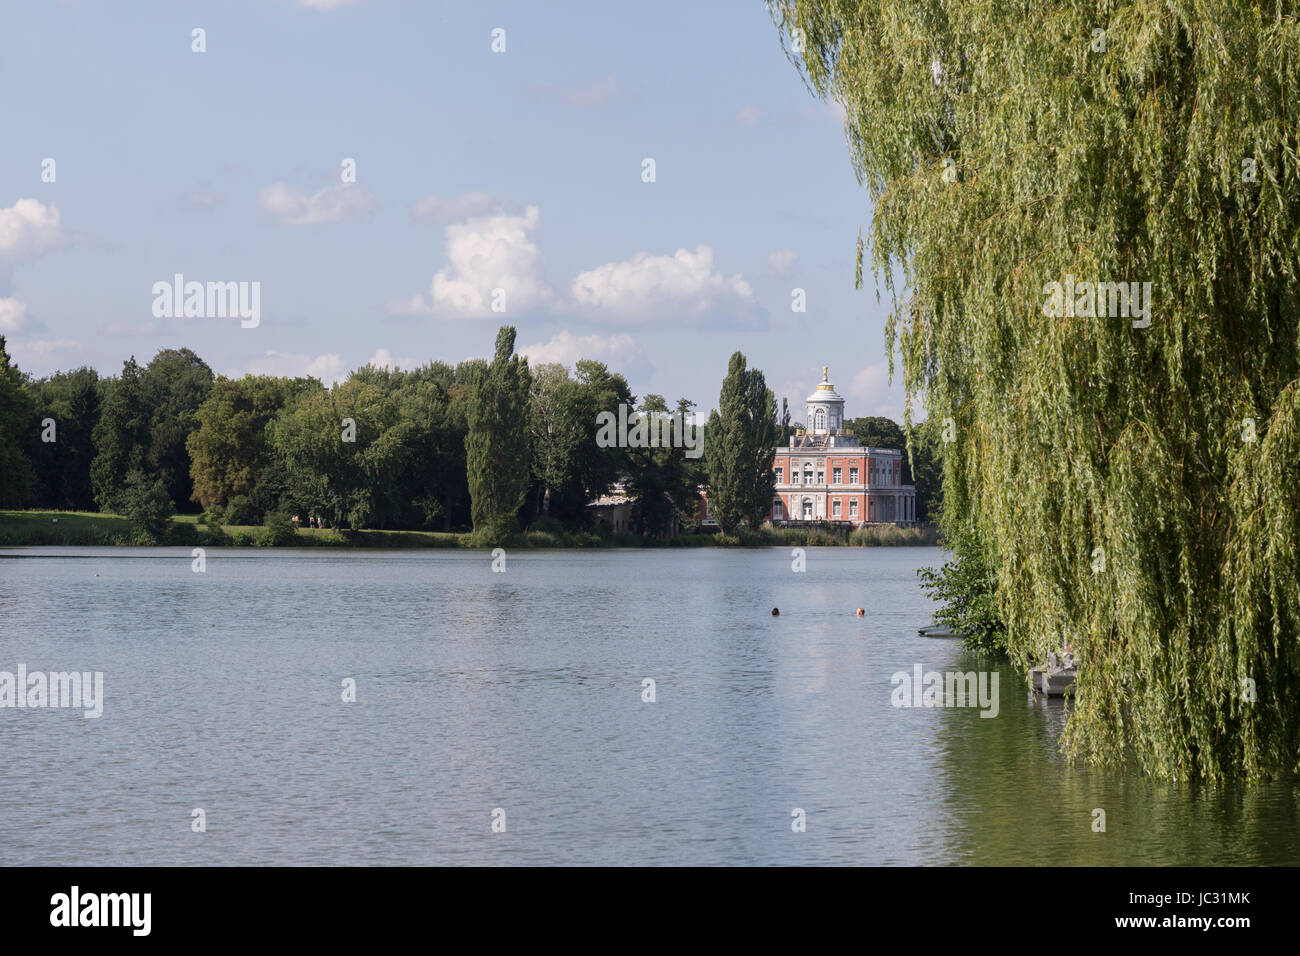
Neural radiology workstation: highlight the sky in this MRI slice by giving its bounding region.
[0,0,916,422]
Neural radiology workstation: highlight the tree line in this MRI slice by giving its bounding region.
[0,328,940,543]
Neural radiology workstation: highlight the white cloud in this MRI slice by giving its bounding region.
[570,245,760,326]
[524,75,626,109]
[183,190,221,210]
[235,350,346,384]
[0,199,68,257]
[428,206,553,318]
[385,294,431,316]
[846,361,927,423]
[765,249,798,276]
[5,337,80,360]
[410,191,506,225]
[733,104,766,126]
[516,331,642,369]
[259,182,374,226]
[0,297,27,333]
[365,348,418,371]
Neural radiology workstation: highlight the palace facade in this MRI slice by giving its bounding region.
[769,367,917,525]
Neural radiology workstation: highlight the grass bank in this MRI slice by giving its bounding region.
[0,511,940,549]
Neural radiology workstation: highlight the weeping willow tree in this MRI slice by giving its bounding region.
[770,0,1300,781]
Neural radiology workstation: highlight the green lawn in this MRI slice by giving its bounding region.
[0,510,471,547]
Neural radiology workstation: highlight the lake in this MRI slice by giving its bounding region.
[1,546,1296,865]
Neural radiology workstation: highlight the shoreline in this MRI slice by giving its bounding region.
[0,510,942,550]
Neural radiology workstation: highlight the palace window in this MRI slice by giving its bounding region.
[816,470,824,484]
[773,499,784,519]
[832,500,841,518]
[850,467,858,484]
[775,467,783,483]
[850,499,858,518]
[832,467,841,484]
[803,465,813,484]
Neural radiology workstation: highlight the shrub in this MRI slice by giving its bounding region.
[116,470,174,544]
[223,495,259,526]
[254,511,298,547]
[527,515,568,537]
[918,525,1007,655]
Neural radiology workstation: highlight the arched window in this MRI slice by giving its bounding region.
[813,409,826,431]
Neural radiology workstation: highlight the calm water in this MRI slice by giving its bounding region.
[0,546,1296,866]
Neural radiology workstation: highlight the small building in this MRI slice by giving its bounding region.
[589,485,635,533]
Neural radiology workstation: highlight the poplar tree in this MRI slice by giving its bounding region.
[707,352,779,533]
[771,0,1300,780]
[466,326,532,543]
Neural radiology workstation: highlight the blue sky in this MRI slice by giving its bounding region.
[0,0,912,421]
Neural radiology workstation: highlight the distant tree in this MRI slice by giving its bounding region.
[624,396,703,536]
[141,348,213,512]
[188,375,314,511]
[706,352,779,533]
[25,367,100,510]
[90,357,149,513]
[527,363,587,521]
[844,416,906,450]
[269,373,388,530]
[907,418,944,523]
[466,326,532,543]
[572,360,634,504]
[118,468,174,543]
[0,338,36,507]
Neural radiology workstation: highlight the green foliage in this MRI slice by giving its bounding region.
[90,357,149,512]
[705,352,780,533]
[466,326,532,544]
[223,495,258,526]
[624,397,704,537]
[254,510,298,547]
[906,417,944,523]
[772,0,1300,780]
[918,525,1008,655]
[269,362,472,532]
[844,415,905,449]
[188,374,315,510]
[0,338,36,507]
[117,469,174,543]
[140,348,213,512]
[23,366,100,510]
